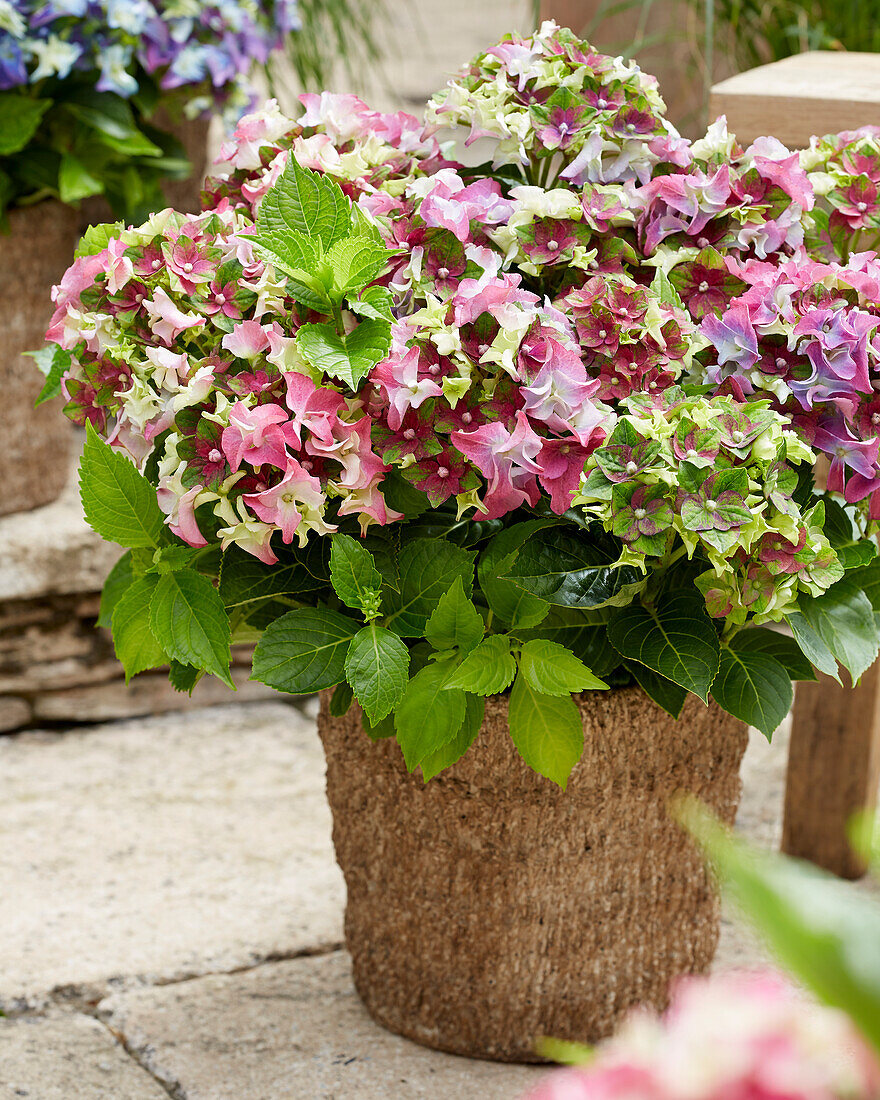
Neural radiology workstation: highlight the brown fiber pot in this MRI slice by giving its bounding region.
[0,201,79,517]
[318,687,748,1062]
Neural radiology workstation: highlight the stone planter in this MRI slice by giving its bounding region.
[0,201,80,517]
[318,687,748,1062]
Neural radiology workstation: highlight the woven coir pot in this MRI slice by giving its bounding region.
[0,201,79,517]
[318,687,748,1062]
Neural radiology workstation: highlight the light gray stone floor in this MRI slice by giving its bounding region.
[2,697,877,1099]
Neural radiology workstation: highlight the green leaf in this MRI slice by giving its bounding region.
[329,681,353,717]
[731,628,816,681]
[363,711,396,740]
[112,575,165,682]
[344,623,410,723]
[607,592,720,702]
[508,673,584,788]
[149,570,233,689]
[395,660,466,771]
[424,576,484,653]
[420,692,484,781]
[822,497,877,571]
[0,94,50,155]
[58,154,104,203]
[683,804,880,1055]
[791,576,880,682]
[76,222,125,258]
[478,521,553,629]
[623,659,687,718]
[168,660,201,694]
[786,613,840,683]
[219,545,326,609]
[443,635,517,695]
[295,318,391,391]
[27,344,72,407]
[348,285,395,324]
[710,645,792,740]
[329,534,383,618]
[256,155,352,252]
[515,607,621,678]
[519,639,607,696]
[326,232,388,298]
[384,538,475,637]
[252,608,359,694]
[97,552,134,629]
[506,526,644,610]
[79,424,165,548]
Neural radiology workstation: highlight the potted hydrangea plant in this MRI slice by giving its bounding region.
[44,21,880,1062]
[2,0,299,515]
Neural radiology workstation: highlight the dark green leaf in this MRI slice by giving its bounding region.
[79,424,165,548]
[169,660,201,694]
[478,521,553,628]
[344,622,410,723]
[149,570,233,688]
[219,545,326,608]
[0,94,50,155]
[97,552,134,629]
[384,538,475,637]
[710,646,792,740]
[607,591,720,701]
[508,673,583,788]
[731,628,816,681]
[252,607,359,695]
[329,681,353,717]
[506,526,644,610]
[792,576,880,682]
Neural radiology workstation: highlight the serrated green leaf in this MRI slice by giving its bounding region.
[326,231,388,298]
[478,521,553,629]
[0,94,50,155]
[112,575,165,682]
[443,634,516,695]
[329,534,383,618]
[252,607,359,694]
[519,639,607,696]
[348,285,395,324]
[345,623,410,723]
[506,526,645,610]
[149,570,233,688]
[97,552,134,629]
[420,692,484,781]
[710,646,792,740]
[364,711,396,740]
[623,659,687,718]
[76,222,125,259]
[515,607,622,678]
[27,344,72,406]
[395,660,465,771]
[607,592,720,702]
[424,576,484,653]
[384,538,475,638]
[508,673,584,788]
[79,424,165,548]
[219,545,327,609]
[296,318,391,390]
[169,660,201,694]
[731,628,816,681]
[257,155,351,251]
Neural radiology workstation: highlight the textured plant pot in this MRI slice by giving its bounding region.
[0,200,79,517]
[318,686,748,1062]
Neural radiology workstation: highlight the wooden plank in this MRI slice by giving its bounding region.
[782,668,880,879]
[710,51,880,147]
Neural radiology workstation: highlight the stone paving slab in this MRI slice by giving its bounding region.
[100,950,544,1100]
[0,700,343,1011]
[0,1012,169,1100]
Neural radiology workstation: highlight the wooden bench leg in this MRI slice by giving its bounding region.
[782,664,880,879]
